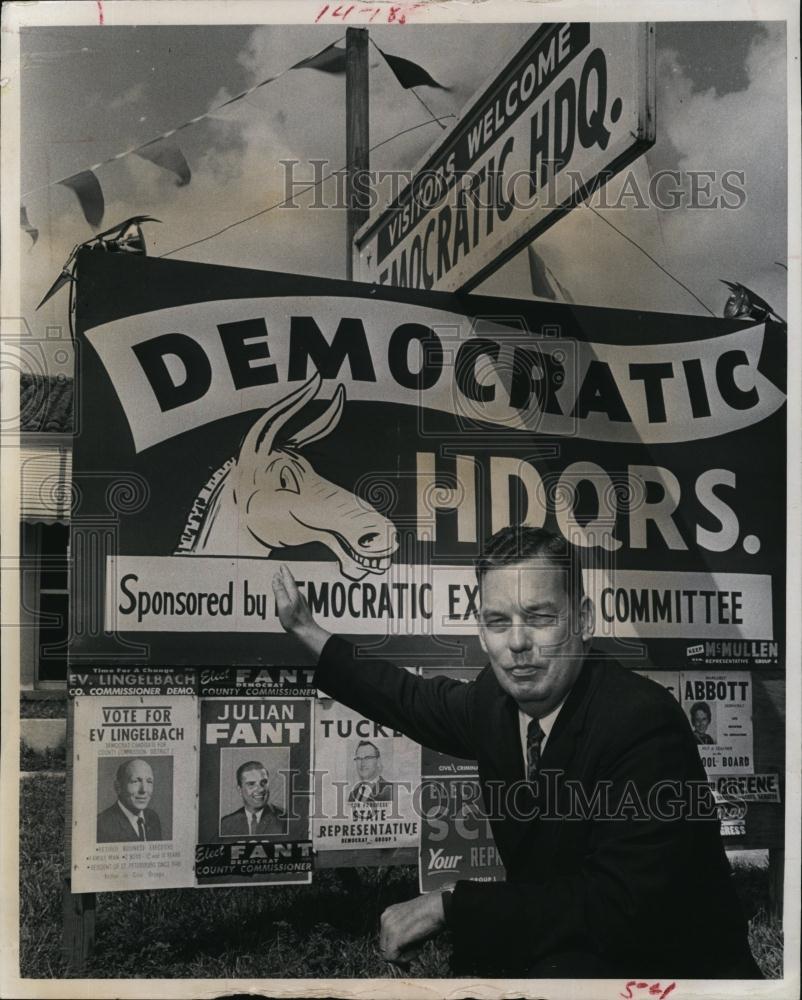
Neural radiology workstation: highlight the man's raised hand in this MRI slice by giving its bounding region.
[271,564,330,658]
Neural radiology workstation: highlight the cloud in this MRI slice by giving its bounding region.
[483,23,787,316]
[21,22,788,337]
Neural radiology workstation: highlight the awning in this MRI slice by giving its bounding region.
[20,446,72,523]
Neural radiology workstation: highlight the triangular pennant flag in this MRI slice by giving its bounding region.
[377,46,448,90]
[37,269,74,310]
[528,246,574,303]
[134,137,191,186]
[20,205,38,247]
[59,170,105,227]
[292,42,347,75]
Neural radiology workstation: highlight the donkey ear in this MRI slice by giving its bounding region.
[238,373,322,458]
[286,384,346,450]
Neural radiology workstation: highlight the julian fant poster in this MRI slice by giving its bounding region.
[197,697,313,885]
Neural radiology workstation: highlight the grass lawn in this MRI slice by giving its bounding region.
[19,774,783,980]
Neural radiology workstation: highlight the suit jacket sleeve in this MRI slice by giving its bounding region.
[447,712,717,972]
[315,636,476,759]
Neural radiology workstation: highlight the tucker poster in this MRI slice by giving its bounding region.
[70,251,786,676]
[312,701,421,851]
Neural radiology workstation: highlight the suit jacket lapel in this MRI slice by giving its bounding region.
[487,658,599,862]
[539,657,596,771]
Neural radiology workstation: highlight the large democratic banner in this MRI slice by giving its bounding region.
[70,250,786,671]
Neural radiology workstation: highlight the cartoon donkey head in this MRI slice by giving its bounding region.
[228,373,398,581]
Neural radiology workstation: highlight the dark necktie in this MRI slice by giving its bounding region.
[137,816,146,841]
[526,718,545,783]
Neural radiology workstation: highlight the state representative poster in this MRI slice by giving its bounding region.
[71,693,198,892]
[313,701,420,851]
[197,697,313,886]
[680,671,754,776]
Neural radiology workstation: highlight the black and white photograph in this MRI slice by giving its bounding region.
[1,0,799,997]
[95,754,173,844]
[218,747,290,839]
[68,693,198,894]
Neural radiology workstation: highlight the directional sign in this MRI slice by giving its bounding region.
[354,22,655,292]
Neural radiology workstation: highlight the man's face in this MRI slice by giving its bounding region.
[478,560,593,716]
[354,746,381,782]
[692,710,710,734]
[117,760,154,814]
[238,767,269,811]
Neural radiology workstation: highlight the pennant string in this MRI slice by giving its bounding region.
[160,114,456,259]
[586,205,716,316]
[20,37,346,201]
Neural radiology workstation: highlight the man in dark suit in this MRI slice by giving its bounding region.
[272,526,761,980]
[220,760,286,836]
[348,740,396,804]
[97,758,163,842]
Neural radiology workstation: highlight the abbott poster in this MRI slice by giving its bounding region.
[313,702,421,851]
[680,671,754,775]
[71,694,198,892]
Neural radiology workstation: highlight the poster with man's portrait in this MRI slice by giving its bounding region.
[71,695,198,892]
[196,697,313,886]
[95,754,173,843]
[313,701,421,851]
[217,746,290,839]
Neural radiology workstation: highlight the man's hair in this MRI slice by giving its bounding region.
[114,758,149,787]
[236,760,268,786]
[690,702,712,722]
[474,526,584,603]
[355,740,380,758]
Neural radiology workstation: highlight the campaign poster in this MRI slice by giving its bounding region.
[712,793,748,838]
[419,749,504,893]
[68,252,785,677]
[680,671,754,775]
[197,697,312,886]
[198,666,317,698]
[313,701,420,851]
[712,773,781,803]
[71,694,198,892]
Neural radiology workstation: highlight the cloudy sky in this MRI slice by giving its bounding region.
[16,16,787,375]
